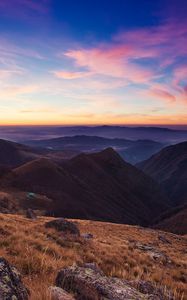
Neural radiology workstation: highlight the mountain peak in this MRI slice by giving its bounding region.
[89,147,125,167]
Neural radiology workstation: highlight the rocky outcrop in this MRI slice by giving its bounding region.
[134,242,171,264]
[0,257,29,300]
[49,286,75,300]
[55,265,161,300]
[45,218,80,235]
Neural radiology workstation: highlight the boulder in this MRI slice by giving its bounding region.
[45,218,80,235]
[49,286,75,300]
[82,233,93,240]
[0,257,29,300]
[55,265,156,300]
[26,208,37,219]
[134,242,171,264]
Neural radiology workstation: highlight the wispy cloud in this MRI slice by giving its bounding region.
[0,0,49,18]
[64,47,154,84]
[52,19,187,108]
[148,88,176,103]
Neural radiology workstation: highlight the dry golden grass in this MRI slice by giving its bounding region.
[0,213,186,300]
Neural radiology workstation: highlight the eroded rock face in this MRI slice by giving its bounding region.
[0,257,29,300]
[56,265,155,300]
[45,218,80,235]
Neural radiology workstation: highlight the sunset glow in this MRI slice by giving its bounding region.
[0,0,187,125]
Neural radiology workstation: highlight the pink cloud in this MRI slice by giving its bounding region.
[64,47,154,84]
[173,66,187,85]
[148,88,176,103]
[115,20,187,61]
[62,20,187,79]
[56,19,187,106]
[53,70,91,80]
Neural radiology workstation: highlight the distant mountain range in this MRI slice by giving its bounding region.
[24,135,164,164]
[137,141,187,206]
[0,125,187,143]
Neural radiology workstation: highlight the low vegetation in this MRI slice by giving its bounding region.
[0,213,186,299]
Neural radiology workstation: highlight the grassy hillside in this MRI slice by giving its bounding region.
[0,214,186,299]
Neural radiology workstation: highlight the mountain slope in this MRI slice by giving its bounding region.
[0,139,78,168]
[0,139,41,167]
[153,204,187,235]
[2,148,169,225]
[137,141,187,206]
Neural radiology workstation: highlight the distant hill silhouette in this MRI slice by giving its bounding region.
[1,125,187,143]
[137,141,187,206]
[1,148,168,225]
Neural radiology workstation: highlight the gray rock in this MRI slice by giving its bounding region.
[82,233,93,240]
[83,263,104,275]
[55,265,157,300]
[26,208,37,219]
[49,286,75,300]
[45,218,80,235]
[130,280,174,300]
[0,257,29,300]
[134,242,171,264]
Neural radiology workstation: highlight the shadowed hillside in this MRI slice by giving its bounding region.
[137,141,187,206]
[153,204,187,235]
[1,148,168,225]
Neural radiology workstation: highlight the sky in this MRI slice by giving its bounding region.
[0,0,187,125]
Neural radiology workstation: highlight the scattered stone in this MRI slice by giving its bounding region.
[82,233,93,240]
[158,235,171,244]
[26,208,37,219]
[49,286,75,300]
[45,218,80,236]
[56,265,159,299]
[0,257,29,300]
[134,242,171,264]
[135,242,154,251]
